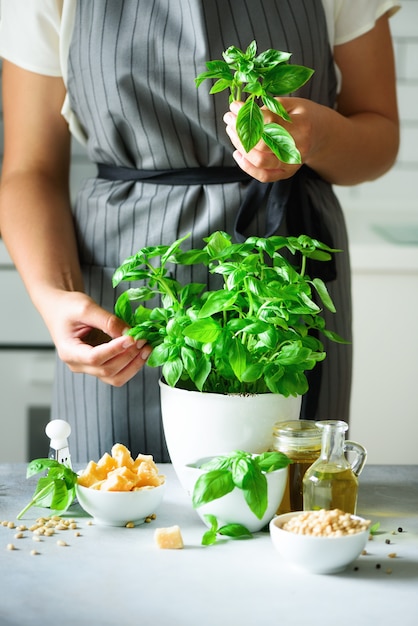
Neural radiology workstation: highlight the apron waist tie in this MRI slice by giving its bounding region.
[96,162,336,282]
[96,163,252,185]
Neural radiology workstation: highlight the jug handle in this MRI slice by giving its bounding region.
[344,440,367,477]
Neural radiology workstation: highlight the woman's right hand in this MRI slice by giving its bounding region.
[42,289,152,387]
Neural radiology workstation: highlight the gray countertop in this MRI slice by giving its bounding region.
[1,463,417,626]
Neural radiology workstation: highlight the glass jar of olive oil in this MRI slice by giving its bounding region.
[302,420,367,514]
[272,420,322,514]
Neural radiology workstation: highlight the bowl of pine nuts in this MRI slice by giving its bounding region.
[269,509,371,574]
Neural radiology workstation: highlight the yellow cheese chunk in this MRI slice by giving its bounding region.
[154,525,184,550]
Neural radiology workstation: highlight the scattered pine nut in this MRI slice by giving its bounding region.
[30,550,39,556]
[14,532,24,539]
[388,552,397,558]
[125,522,135,528]
[7,543,15,551]
[56,540,68,547]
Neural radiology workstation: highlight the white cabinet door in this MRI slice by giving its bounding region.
[349,271,418,464]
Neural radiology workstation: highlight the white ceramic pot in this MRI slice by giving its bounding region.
[159,380,301,489]
[182,457,288,533]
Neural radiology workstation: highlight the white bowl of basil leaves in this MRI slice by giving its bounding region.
[184,450,290,534]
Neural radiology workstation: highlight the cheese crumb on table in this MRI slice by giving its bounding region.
[154,526,184,549]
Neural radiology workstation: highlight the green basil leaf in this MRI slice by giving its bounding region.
[210,78,233,94]
[241,362,264,383]
[223,45,246,65]
[192,469,235,508]
[261,124,301,164]
[256,451,292,472]
[263,64,314,95]
[218,524,253,538]
[311,278,336,313]
[203,514,219,532]
[228,338,247,382]
[182,318,221,343]
[26,458,62,478]
[236,98,264,153]
[230,456,252,489]
[49,478,72,511]
[321,329,350,344]
[198,291,237,318]
[199,456,230,472]
[242,466,268,519]
[254,49,291,70]
[162,358,183,388]
[193,355,212,391]
[245,40,257,60]
[31,477,56,507]
[261,94,291,122]
[201,530,217,546]
[147,342,172,367]
[114,292,134,326]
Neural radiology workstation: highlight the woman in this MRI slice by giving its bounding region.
[0,0,400,462]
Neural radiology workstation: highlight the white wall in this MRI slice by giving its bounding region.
[335,1,418,213]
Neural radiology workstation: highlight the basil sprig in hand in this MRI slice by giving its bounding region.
[195,40,314,164]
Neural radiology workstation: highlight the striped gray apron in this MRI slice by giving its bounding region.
[56,0,352,463]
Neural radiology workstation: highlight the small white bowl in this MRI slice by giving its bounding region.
[76,482,166,527]
[183,457,288,533]
[269,511,370,574]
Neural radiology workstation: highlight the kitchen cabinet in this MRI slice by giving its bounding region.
[0,240,54,462]
[345,210,418,464]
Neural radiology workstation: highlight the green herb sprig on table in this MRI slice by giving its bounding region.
[201,514,252,546]
[17,459,78,520]
[192,450,292,545]
[195,40,314,164]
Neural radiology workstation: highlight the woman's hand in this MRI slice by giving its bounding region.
[223,98,316,182]
[223,13,399,187]
[41,289,152,387]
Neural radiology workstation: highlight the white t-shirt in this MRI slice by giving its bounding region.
[0,0,401,142]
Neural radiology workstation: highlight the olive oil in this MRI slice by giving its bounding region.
[302,466,358,514]
[272,420,322,515]
[301,420,367,515]
[278,458,319,514]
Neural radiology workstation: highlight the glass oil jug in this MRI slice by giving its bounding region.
[272,420,322,514]
[302,420,367,514]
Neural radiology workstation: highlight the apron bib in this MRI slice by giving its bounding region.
[53,0,352,463]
